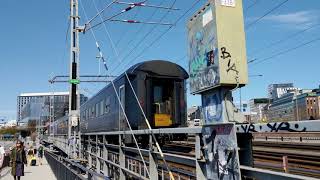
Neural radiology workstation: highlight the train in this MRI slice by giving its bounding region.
[50,60,189,142]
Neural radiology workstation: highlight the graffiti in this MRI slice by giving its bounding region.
[220,47,231,59]
[202,90,223,123]
[220,46,239,75]
[238,122,307,133]
[188,6,220,93]
[202,125,240,179]
[267,122,306,132]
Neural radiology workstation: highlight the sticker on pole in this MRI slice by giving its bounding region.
[202,8,213,27]
[69,79,80,85]
[220,0,235,7]
[71,116,78,126]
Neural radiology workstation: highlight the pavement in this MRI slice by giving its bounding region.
[1,155,57,180]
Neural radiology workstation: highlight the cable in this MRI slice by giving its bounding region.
[84,0,179,178]
[249,22,320,56]
[117,0,202,74]
[86,0,118,26]
[109,0,164,70]
[80,0,151,177]
[111,0,176,75]
[251,37,320,66]
[86,0,148,31]
[115,6,141,47]
[246,0,289,30]
[244,0,260,15]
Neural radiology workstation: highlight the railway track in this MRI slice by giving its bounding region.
[253,135,320,179]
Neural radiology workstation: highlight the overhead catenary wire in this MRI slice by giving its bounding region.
[108,19,173,25]
[248,22,320,56]
[117,0,202,74]
[115,1,180,10]
[79,0,152,178]
[113,0,162,68]
[244,0,260,15]
[246,0,289,30]
[86,0,150,31]
[85,0,179,179]
[251,37,320,66]
[110,0,177,75]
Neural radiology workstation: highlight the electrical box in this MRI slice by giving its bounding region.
[187,0,248,94]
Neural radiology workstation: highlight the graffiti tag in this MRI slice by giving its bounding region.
[238,122,307,133]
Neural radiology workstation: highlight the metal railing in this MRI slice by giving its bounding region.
[45,150,85,180]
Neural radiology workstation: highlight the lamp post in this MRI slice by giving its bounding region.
[239,74,263,112]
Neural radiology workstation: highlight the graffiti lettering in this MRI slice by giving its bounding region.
[240,124,257,133]
[226,63,239,73]
[220,47,231,59]
[238,122,307,133]
[266,122,306,132]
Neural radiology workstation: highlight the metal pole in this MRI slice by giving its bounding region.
[240,87,242,112]
[69,0,80,159]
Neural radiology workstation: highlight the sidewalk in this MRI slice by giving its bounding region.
[1,156,56,180]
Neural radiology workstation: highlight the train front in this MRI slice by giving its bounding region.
[126,60,189,129]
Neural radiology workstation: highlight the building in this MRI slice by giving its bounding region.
[267,83,299,100]
[267,91,298,122]
[249,98,270,123]
[17,92,88,124]
[294,91,320,120]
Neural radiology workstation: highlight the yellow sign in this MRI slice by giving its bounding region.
[154,114,172,127]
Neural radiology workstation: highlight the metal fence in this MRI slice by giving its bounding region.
[45,151,85,180]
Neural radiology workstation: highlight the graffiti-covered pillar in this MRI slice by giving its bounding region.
[187,0,248,179]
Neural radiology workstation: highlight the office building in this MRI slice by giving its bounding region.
[267,83,299,100]
[17,92,88,124]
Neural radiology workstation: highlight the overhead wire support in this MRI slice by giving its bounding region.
[110,0,180,74]
[114,1,180,10]
[117,0,202,73]
[79,0,152,178]
[108,19,173,26]
[81,0,179,178]
[85,0,179,31]
[85,0,118,26]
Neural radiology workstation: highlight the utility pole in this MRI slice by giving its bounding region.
[69,0,83,159]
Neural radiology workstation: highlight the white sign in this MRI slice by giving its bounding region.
[220,0,235,7]
[202,8,213,27]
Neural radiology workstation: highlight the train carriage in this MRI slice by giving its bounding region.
[80,60,189,133]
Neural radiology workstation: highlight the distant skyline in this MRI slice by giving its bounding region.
[0,0,320,119]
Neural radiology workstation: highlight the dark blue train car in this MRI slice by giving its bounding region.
[80,60,189,133]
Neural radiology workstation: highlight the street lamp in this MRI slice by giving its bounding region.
[239,74,264,112]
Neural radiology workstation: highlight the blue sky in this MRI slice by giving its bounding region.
[0,0,319,119]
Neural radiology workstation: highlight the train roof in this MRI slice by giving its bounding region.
[80,60,189,109]
[126,60,189,79]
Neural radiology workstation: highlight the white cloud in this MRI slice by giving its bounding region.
[264,11,318,25]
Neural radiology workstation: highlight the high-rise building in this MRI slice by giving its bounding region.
[17,92,88,123]
[267,83,298,100]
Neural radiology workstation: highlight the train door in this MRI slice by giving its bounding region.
[151,79,175,127]
[119,85,125,130]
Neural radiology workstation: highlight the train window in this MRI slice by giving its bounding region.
[105,96,111,114]
[119,85,125,119]
[91,107,95,118]
[100,100,104,116]
[95,103,99,117]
